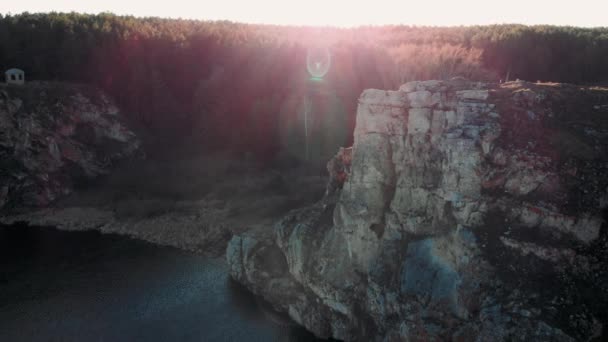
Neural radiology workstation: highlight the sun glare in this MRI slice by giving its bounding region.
[306,47,331,79]
[1,0,607,27]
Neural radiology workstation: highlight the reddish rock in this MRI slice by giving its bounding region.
[0,82,139,210]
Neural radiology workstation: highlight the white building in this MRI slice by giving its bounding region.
[5,68,25,85]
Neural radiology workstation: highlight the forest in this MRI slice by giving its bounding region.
[1,12,607,162]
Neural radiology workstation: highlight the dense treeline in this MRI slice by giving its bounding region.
[1,13,607,161]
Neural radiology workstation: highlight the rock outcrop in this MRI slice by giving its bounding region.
[227,80,608,341]
[0,82,139,210]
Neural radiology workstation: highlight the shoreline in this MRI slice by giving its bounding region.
[1,203,238,257]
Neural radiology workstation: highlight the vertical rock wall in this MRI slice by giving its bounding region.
[228,79,608,341]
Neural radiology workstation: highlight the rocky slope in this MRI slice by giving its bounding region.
[0,81,326,255]
[0,82,139,210]
[1,152,326,256]
[227,80,608,341]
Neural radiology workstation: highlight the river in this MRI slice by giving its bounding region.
[0,224,321,341]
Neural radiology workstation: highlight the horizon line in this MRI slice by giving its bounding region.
[1,11,607,29]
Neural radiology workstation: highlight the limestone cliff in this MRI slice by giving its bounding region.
[0,82,139,211]
[227,80,608,341]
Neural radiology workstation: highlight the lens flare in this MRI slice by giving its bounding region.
[306,47,331,79]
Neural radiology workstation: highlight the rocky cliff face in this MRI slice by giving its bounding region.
[0,82,139,211]
[227,80,608,341]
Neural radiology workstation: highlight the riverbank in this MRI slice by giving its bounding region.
[0,154,327,256]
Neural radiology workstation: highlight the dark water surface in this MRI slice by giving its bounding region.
[0,225,320,342]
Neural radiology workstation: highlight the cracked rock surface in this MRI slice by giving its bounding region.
[227,80,608,341]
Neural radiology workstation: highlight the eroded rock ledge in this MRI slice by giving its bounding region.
[227,80,608,341]
[0,82,139,209]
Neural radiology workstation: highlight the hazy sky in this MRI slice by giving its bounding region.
[1,0,607,27]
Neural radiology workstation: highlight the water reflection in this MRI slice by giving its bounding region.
[0,225,322,341]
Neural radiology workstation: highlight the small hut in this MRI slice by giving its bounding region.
[5,68,25,85]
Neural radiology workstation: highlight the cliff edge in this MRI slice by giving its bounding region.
[227,79,608,341]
